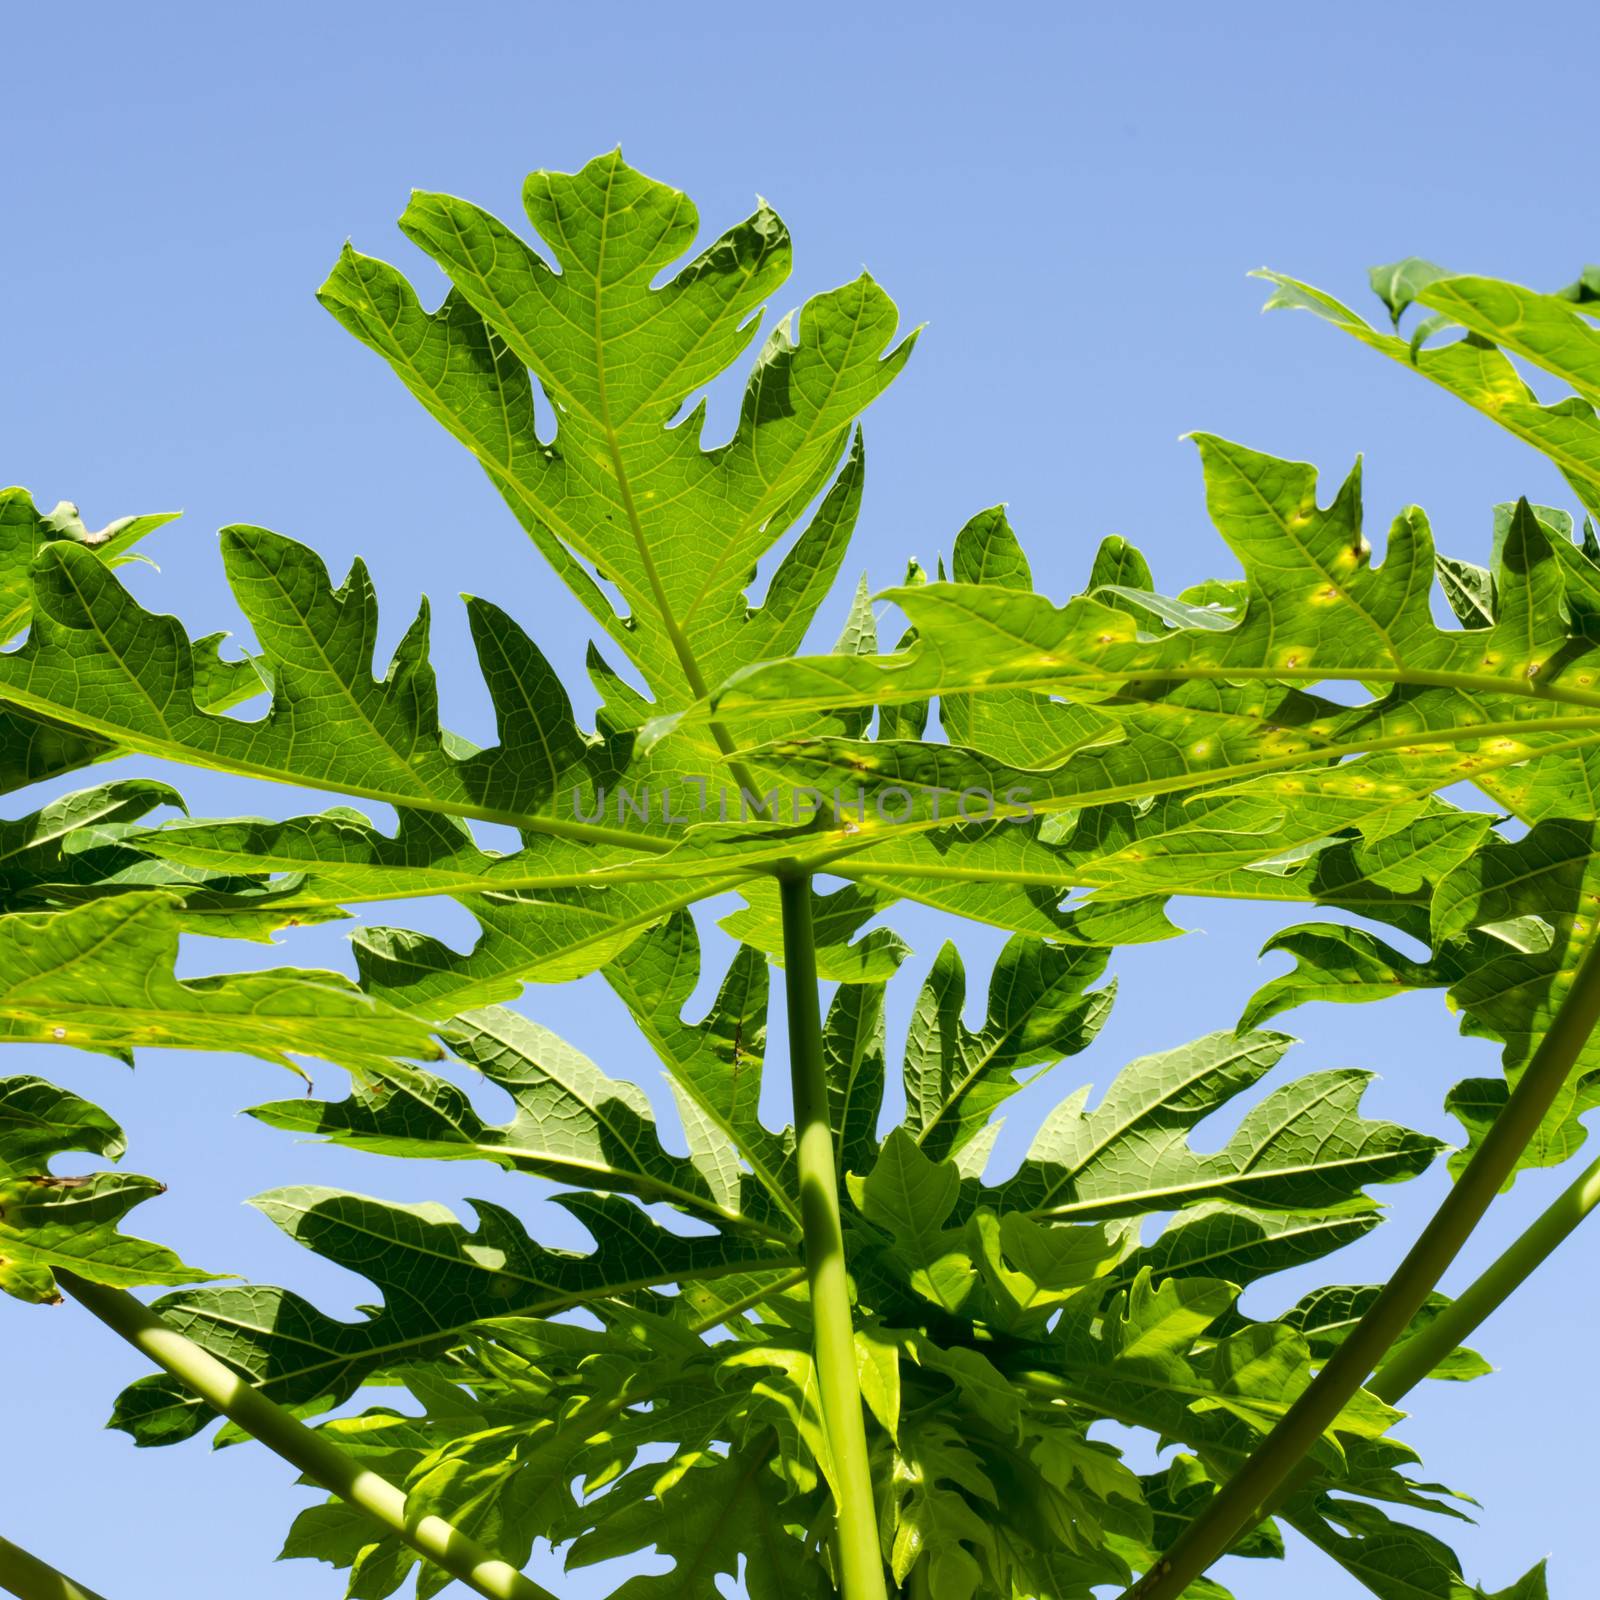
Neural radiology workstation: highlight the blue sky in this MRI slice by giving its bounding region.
[3,4,1597,1596]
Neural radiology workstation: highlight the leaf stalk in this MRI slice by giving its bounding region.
[1371,1143,1600,1403]
[56,1274,560,1600]
[1123,929,1600,1600]
[0,1535,111,1600]
[778,870,888,1600]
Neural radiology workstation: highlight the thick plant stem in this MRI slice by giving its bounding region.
[1125,932,1600,1600]
[56,1273,561,1600]
[0,1535,110,1600]
[778,871,888,1600]
[1370,1143,1600,1404]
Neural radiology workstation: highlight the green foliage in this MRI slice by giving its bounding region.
[318,150,911,707]
[0,1074,212,1303]
[90,911,1480,1598]
[0,891,439,1073]
[0,489,261,793]
[3,159,1590,1600]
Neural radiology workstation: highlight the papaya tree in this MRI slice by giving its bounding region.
[3,152,1597,1600]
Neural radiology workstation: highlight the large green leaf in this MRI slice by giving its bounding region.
[1261,261,1600,515]
[0,892,438,1072]
[1010,1269,1400,1465]
[604,912,799,1228]
[119,804,766,1008]
[0,524,806,1004]
[1242,818,1600,1176]
[321,151,914,708]
[719,876,909,983]
[677,452,1600,839]
[0,1074,212,1302]
[1107,1203,1384,1293]
[111,1185,796,1445]
[0,489,262,793]
[1287,1495,1549,1600]
[1,487,176,644]
[249,1001,794,1238]
[824,977,889,1181]
[13,167,1562,1600]
[0,779,347,940]
[280,1308,754,1600]
[0,529,626,836]
[0,780,186,910]
[1266,1285,1489,1384]
[15,457,1536,977]
[990,1030,1439,1222]
[901,935,1113,1163]
[565,1444,829,1600]
[939,504,1112,767]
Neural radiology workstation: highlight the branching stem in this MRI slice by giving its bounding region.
[0,1535,110,1600]
[57,1274,560,1600]
[1371,1143,1600,1404]
[778,870,888,1600]
[1124,931,1600,1600]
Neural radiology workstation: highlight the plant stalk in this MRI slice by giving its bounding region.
[0,1535,111,1600]
[56,1273,560,1600]
[1102,1045,1600,1597]
[1124,931,1600,1600]
[1371,1142,1600,1403]
[778,871,888,1600]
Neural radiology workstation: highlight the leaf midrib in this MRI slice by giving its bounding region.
[0,675,671,854]
[1033,1150,1427,1222]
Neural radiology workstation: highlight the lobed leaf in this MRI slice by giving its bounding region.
[112,1185,795,1445]
[250,1001,792,1238]
[0,892,438,1073]
[321,151,914,709]
[0,1074,212,1302]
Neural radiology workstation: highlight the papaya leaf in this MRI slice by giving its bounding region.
[990,1030,1439,1222]
[1261,268,1600,518]
[249,1002,793,1239]
[7,158,1563,1600]
[0,780,186,909]
[848,1128,979,1314]
[565,1444,827,1600]
[0,530,633,837]
[824,978,888,1182]
[110,1185,796,1445]
[901,935,1113,1163]
[121,805,765,1009]
[281,1309,751,1599]
[1265,258,1600,521]
[1108,1203,1383,1293]
[1287,1494,1549,1600]
[684,451,1600,839]
[0,529,809,1006]
[0,780,347,941]
[603,912,799,1227]
[0,892,438,1073]
[0,1074,213,1303]
[1270,1285,1489,1383]
[1139,1454,1282,1566]
[0,489,264,794]
[1242,817,1600,1176]
[1,487,176,645]
[1016,1269,1400,1463]
[718,877,909,984]
[940,505,1110,769]
[321,151,914,709]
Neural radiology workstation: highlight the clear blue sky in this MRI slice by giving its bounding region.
[3,4,1596,1596]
